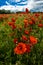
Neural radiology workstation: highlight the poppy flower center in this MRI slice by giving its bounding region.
[18,46,22,50]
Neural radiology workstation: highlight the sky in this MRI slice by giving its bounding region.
[0,0,43,12]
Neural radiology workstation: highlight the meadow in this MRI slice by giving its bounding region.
[0,12,43,65]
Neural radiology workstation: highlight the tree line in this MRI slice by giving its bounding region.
[0,9,14,14]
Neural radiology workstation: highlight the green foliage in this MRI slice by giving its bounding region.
[0,9,12,14]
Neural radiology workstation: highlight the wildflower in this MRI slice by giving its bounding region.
[24,19,28,24]
[31,17,35,21]
[24,30,29,35]
[38,24,43,27]
[31,17,35,24]
[29,21,34,25]
[22,35,28,41]
[26,44,31,53]
[14,42,27,54]
[41,16,43,20]
[29,36,37,45]
[14,38,18,44]
[8,22,14,26]
[24,23,29,28]
[11,18,15,22]
[34,13,40,17]
[12,25,16,30]
[24,19,29,28]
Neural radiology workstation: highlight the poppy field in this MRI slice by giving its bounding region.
[0,12,43,65]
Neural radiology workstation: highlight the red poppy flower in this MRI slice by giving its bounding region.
[26,44,31,53]
[12,25,16,30]
[8,22,16,30]
[29,21,34,25]
[24,19,29,28]
[24,19,28,24]
[22,35,28,41]
[8,22,14,26]
[31,17,35,21]
[29,36,37,45]
[24,23,29,28]
[11,18,15,22]
[14,38,18,44]
[34,13,40,17]
[14,42,27,54]
[41,16,43,20]
[24,30,29,35]
[38,24,43,27]
[31,17,35,24]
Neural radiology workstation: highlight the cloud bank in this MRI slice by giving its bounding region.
[0,0,43,12]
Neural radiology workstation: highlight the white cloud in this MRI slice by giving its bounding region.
[0,0,43,12]
[15,0,20,2]
[16,1,27,4]
[9,0,20,2]
[0,5,25,12]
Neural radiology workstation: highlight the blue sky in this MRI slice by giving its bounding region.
[0,0,43,12]
[0,0,28,6]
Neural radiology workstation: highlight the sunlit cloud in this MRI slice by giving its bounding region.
[0,0,43,12]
